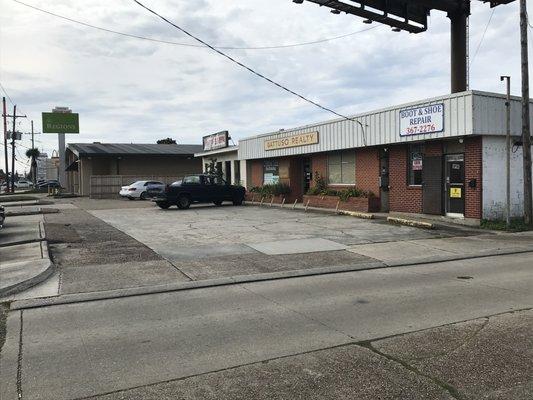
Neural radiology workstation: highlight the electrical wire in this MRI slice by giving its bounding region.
[470,8,495,68]
[12,0,378,51]
[0,82,15,105]
[131,0,367,143]
[0,81,28,120]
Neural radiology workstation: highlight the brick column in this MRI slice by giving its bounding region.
[464,136,482,219]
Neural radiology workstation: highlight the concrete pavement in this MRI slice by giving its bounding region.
[0,214,54,297]
[1,252,531,400]
[83,309,532,400]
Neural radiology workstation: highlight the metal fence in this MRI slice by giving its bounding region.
[89,175,185,199]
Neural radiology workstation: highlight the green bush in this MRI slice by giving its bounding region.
[249,183,290,197]
[306,173,375,200]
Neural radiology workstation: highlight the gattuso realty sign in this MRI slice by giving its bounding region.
[399,103,444,136]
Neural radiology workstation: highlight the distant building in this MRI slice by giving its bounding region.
[36,153,57,181]
[65,142,203,197]
[195,146,241,185]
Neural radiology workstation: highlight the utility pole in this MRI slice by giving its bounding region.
[31,120,35,149]
[2,97,8,192]
[31,120,36,185]
[11,106,17,193]
[501,76,511,228]
[7,105,27,193]
[520,0,532,225]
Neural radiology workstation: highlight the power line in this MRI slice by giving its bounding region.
[0,81,28,117]
[0,82,15,105]
[12,0,378,51]
[470,8,496,68]
[131,0,367,142]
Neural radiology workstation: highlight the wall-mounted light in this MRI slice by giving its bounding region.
[391,27,401,32]
[292,0,304,3]
[330,9,341,14]
[363,19,372,24]
[459,138,464,144]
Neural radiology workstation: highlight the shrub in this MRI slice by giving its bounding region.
[306,179,374,200]
[250,183,290,197]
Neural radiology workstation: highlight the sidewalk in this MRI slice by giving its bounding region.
[0,213,54,297]
[347,231,533,266]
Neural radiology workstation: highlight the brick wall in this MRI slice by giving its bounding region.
[425,141,443,157]
[465,136,482,219]
[389,144,423,213]
[355,147,380,195]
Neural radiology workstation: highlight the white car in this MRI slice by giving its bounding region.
[15,180,33,189]
[119,180,165,200]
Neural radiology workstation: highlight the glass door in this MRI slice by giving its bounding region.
[445,154,465,216]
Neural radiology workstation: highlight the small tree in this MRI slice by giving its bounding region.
[25,148,40,184]
[157,138,177,144]
[205,158,223,182]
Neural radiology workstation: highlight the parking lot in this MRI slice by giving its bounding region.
[88,203,480,281]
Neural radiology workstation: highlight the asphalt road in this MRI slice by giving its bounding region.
[1,252,532,400]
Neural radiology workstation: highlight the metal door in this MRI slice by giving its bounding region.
[379,149,390,212]
[303,158,312,193]
[422,156,443,215]
[445,154,465,216]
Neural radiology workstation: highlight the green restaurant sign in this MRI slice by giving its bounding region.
[42,112,80,134]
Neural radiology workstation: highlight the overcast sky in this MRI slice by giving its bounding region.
[0,0,530,174]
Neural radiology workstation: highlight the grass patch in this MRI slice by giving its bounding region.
[480,218,532,232]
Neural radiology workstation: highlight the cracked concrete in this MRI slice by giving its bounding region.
[80,309,533,400]
[374,310,533,400]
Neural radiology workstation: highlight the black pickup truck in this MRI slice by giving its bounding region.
[154,174,246,210]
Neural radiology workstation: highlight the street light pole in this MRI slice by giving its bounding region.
[501,76,511,228]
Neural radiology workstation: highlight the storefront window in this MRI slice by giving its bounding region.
[408,144,424,186]
[328,151,355,185]
[263,160,279,184]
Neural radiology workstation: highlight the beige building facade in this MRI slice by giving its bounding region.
[65,143,203,196]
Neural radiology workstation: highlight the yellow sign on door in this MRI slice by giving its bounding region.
[450,187,462,198]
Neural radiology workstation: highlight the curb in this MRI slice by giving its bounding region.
[6,208,59,217]
[0,241,56,298]
[244,201,376,220]
[387,216,434,229]
[0,237,45,248]
[338,210,375,219]
[10,247,533,311]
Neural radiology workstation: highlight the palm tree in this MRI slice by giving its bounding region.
[25,148,40,184]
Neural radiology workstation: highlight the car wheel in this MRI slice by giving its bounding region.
[140,191,147,200]
[232,197,243,206]
[177,195,191,210]
[213,200,223,206]
[156,201,171,209]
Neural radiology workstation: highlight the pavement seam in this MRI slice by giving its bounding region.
[408,317,490,362]
[68,308,532,400]
[164,259,195,281]
[16,310,23,400]
[358,341,465,400]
